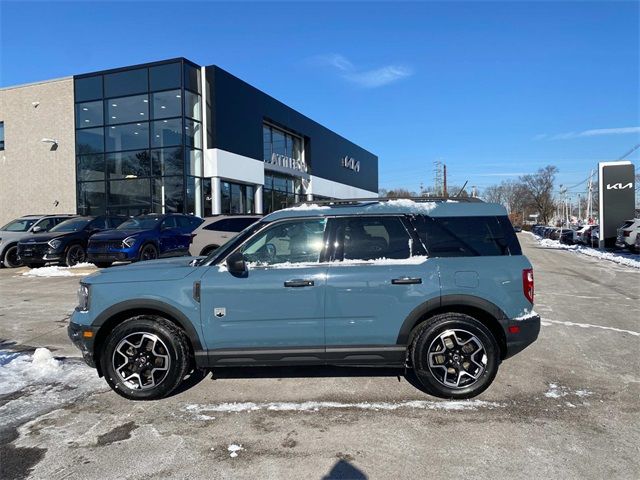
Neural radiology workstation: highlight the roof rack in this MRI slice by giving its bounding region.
[296,196,484,207]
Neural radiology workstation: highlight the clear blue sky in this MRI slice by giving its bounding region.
[1,1,638,197]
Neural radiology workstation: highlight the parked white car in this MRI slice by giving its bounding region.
[615,218,640,251]
[189,215,261,256]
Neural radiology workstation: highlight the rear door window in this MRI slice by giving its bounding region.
[333,216,413,261]
[412,215,522,257]
[206,217,258,232]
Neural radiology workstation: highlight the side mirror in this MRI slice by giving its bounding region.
[226,252,246,276]
[32,226,43,233]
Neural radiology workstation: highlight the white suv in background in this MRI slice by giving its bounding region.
[616,218,640,251]
[189,215,261,256]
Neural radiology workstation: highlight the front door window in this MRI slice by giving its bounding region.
[240,219,326,265]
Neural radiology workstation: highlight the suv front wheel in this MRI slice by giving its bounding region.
[411,313,499,399]
[101,316,192,400]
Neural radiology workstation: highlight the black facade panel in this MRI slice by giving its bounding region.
[207,66,378,193]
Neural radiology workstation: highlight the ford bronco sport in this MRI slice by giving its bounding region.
[68,198,540,400]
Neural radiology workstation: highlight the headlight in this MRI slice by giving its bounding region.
[122,236,137,248]
[48,239,62,249]
[77,284,90,311]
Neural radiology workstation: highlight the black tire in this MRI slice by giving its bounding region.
[100,316,192,400]
[2,245,23,268]
[138,243,158,262]
[64,244,86,267]
[199,245,219,257]
[94,262,113,268]
[410,313,500,399]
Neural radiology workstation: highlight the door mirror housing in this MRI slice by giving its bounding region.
[226,252,247,276]
[32,226,43,233]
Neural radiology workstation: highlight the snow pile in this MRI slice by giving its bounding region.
[514,309,539,321]
[21,265,94,277]
[535,237,640,269]
[228,444,244,458]
[0,348,105,429]
[281,203,331,211]
[184,399,502,415]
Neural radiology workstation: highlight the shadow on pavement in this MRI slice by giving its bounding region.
[322,459,367,479]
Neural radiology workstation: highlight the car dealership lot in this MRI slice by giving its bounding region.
[1,234,638,480]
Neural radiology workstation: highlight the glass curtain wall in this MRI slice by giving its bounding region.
[74,60,205,217]
[221,181,255,214]
[262,173,304,214]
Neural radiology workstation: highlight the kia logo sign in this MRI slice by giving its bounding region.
[341,155,360,173]
[606,182,632,190]
[599,161,635,248]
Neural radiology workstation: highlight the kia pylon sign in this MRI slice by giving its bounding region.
[598,161,635,249]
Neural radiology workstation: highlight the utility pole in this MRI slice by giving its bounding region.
[443,164,448,197]
[586,169,594,223]
[434,160,443,196]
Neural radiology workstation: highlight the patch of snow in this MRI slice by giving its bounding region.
[281,203,331,212]
[0,348,106,429]
[535,237,640,269]
[514,309,539,321]
[228,444,244,458]
[544,383,568,398]
[68,262,96,269]
[575,389,592,398]
[21,266,89,277]
[183,399,502,415]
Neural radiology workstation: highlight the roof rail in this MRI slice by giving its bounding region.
[296,196,484,207]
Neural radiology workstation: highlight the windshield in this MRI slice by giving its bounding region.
[1,218,38,232]
[117,216,161,230]
[50,218,92,232]
[199,222,264,266]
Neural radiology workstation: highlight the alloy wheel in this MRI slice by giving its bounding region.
[140,245,158,261]
[112,332,171,390]
[4,246,23,268]
[67,245,86,266]
[427,329,487,389]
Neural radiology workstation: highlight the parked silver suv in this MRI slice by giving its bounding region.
[189,215,261,256]
[0,214,76,267]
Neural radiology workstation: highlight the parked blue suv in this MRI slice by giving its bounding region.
[69,198,540,401]
[87,214,203,268]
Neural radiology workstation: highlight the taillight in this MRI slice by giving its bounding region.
[523,268,534,304]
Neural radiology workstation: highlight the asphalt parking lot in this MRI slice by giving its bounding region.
[1,233,639,480]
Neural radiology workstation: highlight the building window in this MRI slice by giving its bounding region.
[74,60,204,217]
[0,122,4,150]
[221,181,254,214]
[263,173,303,213]
[262,123,305,172]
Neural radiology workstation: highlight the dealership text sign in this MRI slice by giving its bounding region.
[269,153,307,173]
[598,161,635,248]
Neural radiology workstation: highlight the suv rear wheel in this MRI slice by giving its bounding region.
[101,316,192,400]
[411,313,499,399]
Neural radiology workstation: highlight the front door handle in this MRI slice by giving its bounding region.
[284,279,315,288]
[391,277,422,285]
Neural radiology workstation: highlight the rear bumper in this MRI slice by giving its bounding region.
[67,319,98,368]
[503,314,540,359]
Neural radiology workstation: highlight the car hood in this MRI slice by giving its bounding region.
[0,230,39,243]
[83,256,199,284]
[90,229,153,241]
[19,231,78,243]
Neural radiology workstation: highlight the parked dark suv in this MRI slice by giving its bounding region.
[18,216,127,267]
[69,198,540,401]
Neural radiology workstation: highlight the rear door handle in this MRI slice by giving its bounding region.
[284,279,315,288]
[391,277,422,285]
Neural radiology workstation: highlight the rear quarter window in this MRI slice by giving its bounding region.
[412,215,522,257]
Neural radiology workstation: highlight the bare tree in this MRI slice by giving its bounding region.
[519,165,558,224]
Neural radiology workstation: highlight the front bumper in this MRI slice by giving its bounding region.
[503,314,541,359]
[68,319,99,368]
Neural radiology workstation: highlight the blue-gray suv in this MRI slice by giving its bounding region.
[68,198,540,401]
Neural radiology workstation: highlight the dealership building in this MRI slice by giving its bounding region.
[0,58,378,225]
